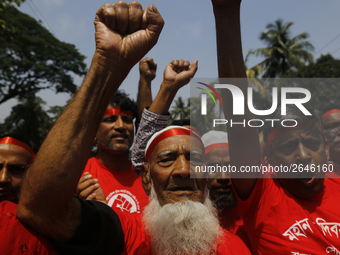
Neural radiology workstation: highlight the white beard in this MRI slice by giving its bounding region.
[142,186,222,255]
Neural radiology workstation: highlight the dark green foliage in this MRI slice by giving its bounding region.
[0,5,87,104]
[0,93,53,150]
[284,54,340,78]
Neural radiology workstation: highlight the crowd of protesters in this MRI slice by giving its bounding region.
[1,0,340,254]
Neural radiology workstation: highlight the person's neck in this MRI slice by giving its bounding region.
[98,148,130,171]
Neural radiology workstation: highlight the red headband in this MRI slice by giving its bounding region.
[0,137,35,158]
[266,123,322,147]
[205,143,229,155]
[323,109,340,118]
[104,108,133,118]
[145,128,203,162]
[188,127,201,137]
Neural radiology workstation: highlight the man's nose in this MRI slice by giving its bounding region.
[296,143,311,163]
[0,166,11,184]
[172,155,191,179]
[113,116,125,130]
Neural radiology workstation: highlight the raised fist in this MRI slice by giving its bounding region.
[139,57,157,82]
[94,1,164,69]
[163,59,198,90]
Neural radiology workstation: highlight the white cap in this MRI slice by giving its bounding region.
[201,130,229,154]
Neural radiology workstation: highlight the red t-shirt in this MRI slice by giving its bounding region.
[326,162,340,186]
[116,209,251,255]
[237,177,340,255]
[83,157,149,214]
[0,201,59,255]
[219,207,252,252]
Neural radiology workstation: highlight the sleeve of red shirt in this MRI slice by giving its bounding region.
[0,201,59,255]
[233,176,277,227]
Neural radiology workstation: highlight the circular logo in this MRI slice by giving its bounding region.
[107,189,140,214]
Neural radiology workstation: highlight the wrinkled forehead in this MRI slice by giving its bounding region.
[323,112,340,126]
[151,135,204,158]
[205,147,230,162]
[0,144,33,162]
[271,127,324,147]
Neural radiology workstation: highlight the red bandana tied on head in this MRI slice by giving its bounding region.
[322,109,340,118]
[145,126,203,162]
[204,143,229,155]
[266,123,322,147]
[0,137,35,158]
[104,108,133,118]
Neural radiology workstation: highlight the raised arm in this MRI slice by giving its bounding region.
[131,59,198,171]
[149,59,198,114]
[212,0,261,200]
[136,57,157,123]
[17,1,164,241]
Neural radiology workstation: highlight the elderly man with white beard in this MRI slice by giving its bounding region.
[13,1,251,255]
[140,126,250,254]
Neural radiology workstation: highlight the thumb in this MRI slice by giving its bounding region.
[145,5,164,41]
[189,60,199,77]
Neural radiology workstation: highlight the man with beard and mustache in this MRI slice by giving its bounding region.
[77,57,200,213]
[76,90,150,215]
[13,1,250,254]
[213,0,340,254]
[13,1,164,254]
[141,126,251,254]
[322,105,340,180]
[201,131,251,251]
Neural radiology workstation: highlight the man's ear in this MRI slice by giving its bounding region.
[142,164,151,193]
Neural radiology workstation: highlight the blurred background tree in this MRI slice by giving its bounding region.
[0,1,86,149]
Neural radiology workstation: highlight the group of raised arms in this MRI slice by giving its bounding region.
[1,1,339,255]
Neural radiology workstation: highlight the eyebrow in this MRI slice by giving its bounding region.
[190,150,204,156]
[157,149,203,157]
[157,150,174,158]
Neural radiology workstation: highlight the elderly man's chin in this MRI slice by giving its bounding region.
[143,186,222,255]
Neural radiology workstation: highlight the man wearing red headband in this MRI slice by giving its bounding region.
[322,105,340,168]
[0,133,35,204]
[140,126,250,254]
[9,1,165,254]
[76,90,149,215]
[212,0,340,254]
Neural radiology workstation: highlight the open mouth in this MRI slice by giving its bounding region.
[298,171,316,186]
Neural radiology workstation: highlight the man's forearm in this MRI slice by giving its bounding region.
[213,3,245,79]
[212,1,261,200]
[17,53,131,240]
[137,77,153,123]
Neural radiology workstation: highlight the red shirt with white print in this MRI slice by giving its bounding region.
[83,157,149,215]
[236,176,340,255]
